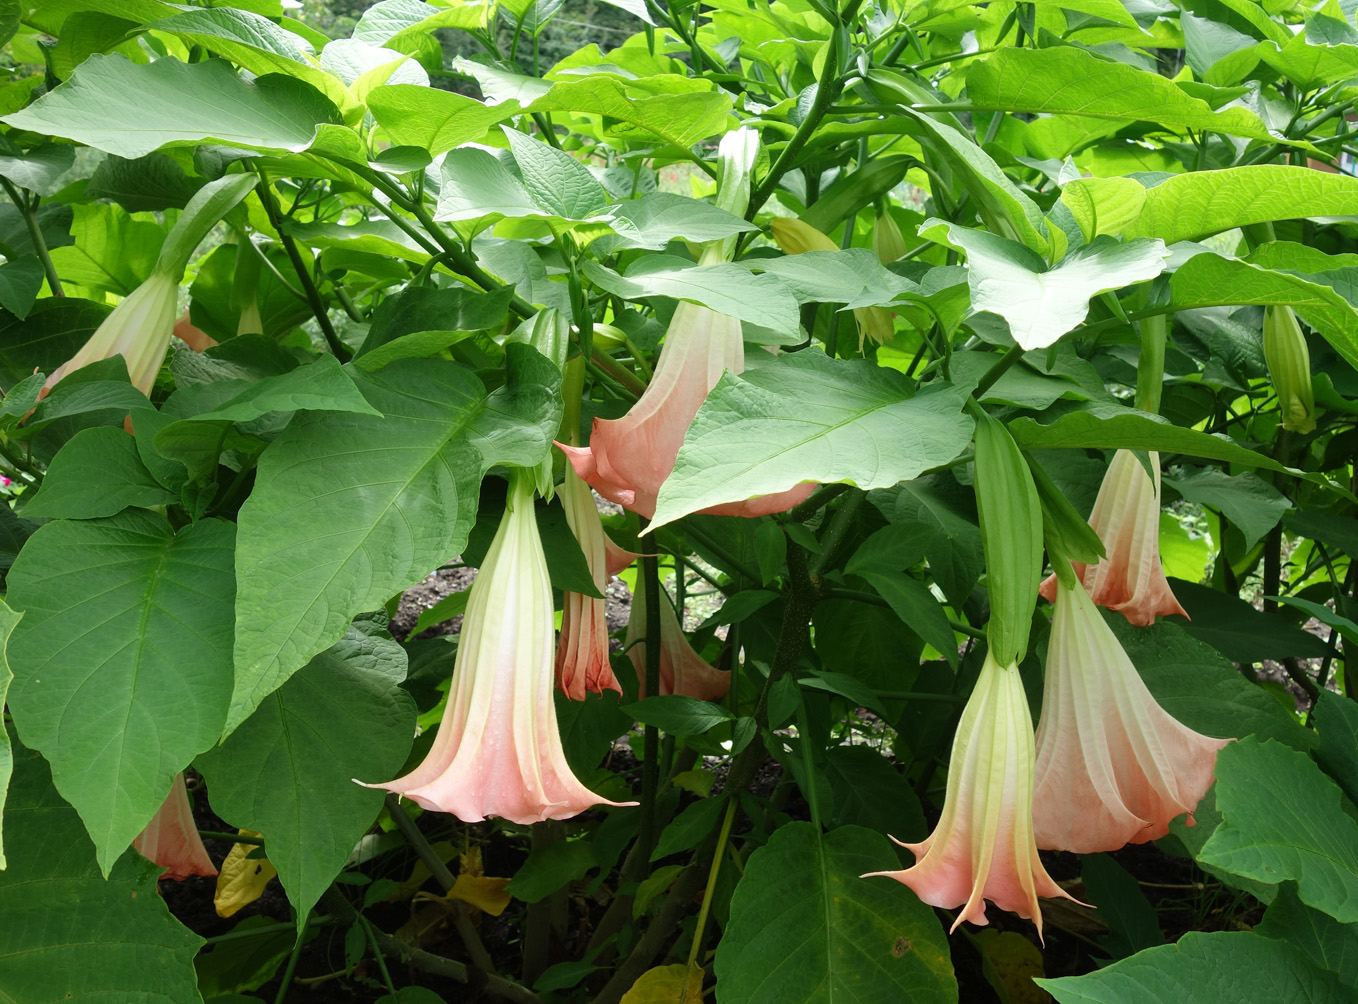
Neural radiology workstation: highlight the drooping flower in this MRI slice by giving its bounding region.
[625,578,730,701]
[1263,305,1316,434]
[1040,450,1187,626]
[769,218,895,350]
[369,472,635,824]
[132,773,218,881]
[556,462,639,700]
[1033,575,1230,853]
[559,301,814,519]
[173,310,219,352]
[864,652,1076,939]
[47,272,179,396]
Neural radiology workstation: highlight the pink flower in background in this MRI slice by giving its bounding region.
[864,652,1076,940]
[368,473,635,824]
[132,773,217,881]
[555,463,638,700]
[1032,575,1230,853]
[1040,450,1187,626]
[625,579,730,701]
[559,301,813,520]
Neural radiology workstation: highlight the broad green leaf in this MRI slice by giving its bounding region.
[368,83,516,155]
[0,737,205,1002]
[1122,166,1358,245]
[24,0,177,33]
[0,143,74,195]
[1080,855,1163,962]
[1169,251,1358,373]
[0,2,19,52]
[0,255,43,318]
[623,696,734,735]
[528,75,732,150]
[1,54,337,157]
[820,746,927,845]
[967,46,1280,144]
[47,201,163,296]
[651,796,725,861]
[24,426,178,519]
[433,147,547,224]
[1167,578,1329,665]
[507,840,597,903]
[6,510,235,874]
[715,822,957,1004]
[355,285,513,363]
[594,192,757,254]
[1039,931,1348,1003]
[1313,692,1358,810]
[353,0,490,45]
[1059,177,1146,243]
[197,618,415,923]
[86,152,204,213]
[1258,29,1358,91]
[651,354,973,529]
[0,296,107,386]
[1258,884,1358,991]
[850,568,958,668]
[228,347,559,733]
[760,250,914,307]
[921,219,1168,349]
[1200,738,1358,922]
[581,258,801,332]
[1162,468,1290,549]
[868,477,983,607]
[0,598,20,868]
[503,126,608,221]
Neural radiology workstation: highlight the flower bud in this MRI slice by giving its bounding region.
[871,210,907,264]
[769,217,837,255]
[1263,305,1316,434]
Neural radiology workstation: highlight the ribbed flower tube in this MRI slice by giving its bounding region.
[47,271,179,396]
[370,472,635,823]
[1263,305,1316,434]
[132,773,218,881]
[1033,576,1229,852]
[864,652,1075,939]
[625,580,730,701]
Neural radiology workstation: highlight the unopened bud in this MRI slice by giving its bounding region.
[871,210,907,264]
[1263,305,1316,434]
[769,217,837,255]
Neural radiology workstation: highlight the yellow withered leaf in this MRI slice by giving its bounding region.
[450,873,512,916]
[620,963,704,1004]
[213,831,277,918]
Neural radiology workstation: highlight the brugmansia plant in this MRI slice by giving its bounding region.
[0,0,1356,1002]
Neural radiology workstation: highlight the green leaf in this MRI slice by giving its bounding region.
[0,254,43,318]
[921,220,1168,350]
[820,746,927,845]
[6,511,235,874]
[716,822,957,1004]
[1,54,336,157]
[581,258,800,332]
[1122,165,1358,245]
[507,840,597,903]
[181,355,380,424]
[651,796,725,861]
[503,126,608,221]
[1039,931,1349,1003]
[0,1,19,51]
[1313,692,1358,810]
[0,598,20,869]
[0,143,74,195]
[353,0,490,45]
[86,152,204,213]
[1162,467,1290,549]
[869,477,983,608]
[228,349,559,734]
[1080,855,1164,962]
[47,201,163,296]
[1199,738,1358,922]
[1059,177,1147,244]
[594,192,757,254]
[0,736,205,1002]
[196,618,415,922]
[967,46,1281,144]
[1167,578,1329,665]
[528,75,732,150]
[651,354,973,529]
[623,696,734,735]
[1257,884,1358,992]
[356,286,514,362]
[24,426,178,519]
[367,83,516,155]
[432,147,546,225]
[851,569,958,668]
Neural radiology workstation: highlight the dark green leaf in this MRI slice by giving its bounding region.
[507,840,597,903]
[24,426,178,519]
[623,696,734,734]
[1080,854,1164,961]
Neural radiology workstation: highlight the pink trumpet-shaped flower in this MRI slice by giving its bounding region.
[132,773,218,881]
[864,652,1076,940]
[625,580,730,701]
[1039,450,1187,626]
[559,301,814,520]
[369,472,636,824]
[1033,575,1230,853]
[556,463,639,700]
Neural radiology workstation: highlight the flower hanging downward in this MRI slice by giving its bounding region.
[132,773,218,881]
[1032,575,1230,853]
[1041,450,1187,626]
[369,472,635,824]
[864,652,1075,938]
[555,462,638,700]
[625,579,730,701]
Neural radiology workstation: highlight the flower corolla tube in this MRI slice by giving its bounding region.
[369,472,635,824]
[1040,450,1187,626]
[47,271,179,396]
[559,302,813,519]
[132,773,218,881]
[555,462,638,700]
[864,652,1075,938]
[1032,575,1230,853]
[625,579,730,701]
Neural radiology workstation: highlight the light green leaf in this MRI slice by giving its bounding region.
[594,192,757,253]
[0,599,20,869]
[367,83,516,155]
[228,347,559,734]
[47,202,163,296]
[1,54,336,157]
[528,75,732,150]
[716,822,957,1004]
[1059,177,1146,243]
[1123,166,1358,245]
[197,618,415,923]
[1039,932,1348,1003]
[920,219,1168,349]
[6,510,235,874]
[1200,738,1358,922]
[353,0,490,45]
[758,249,915,307]
[24,426,178,519]
[1163,468,1290,549]
[0,737,205,1000]
[581,257,800,332]
[0,143,74,195]
[502,126,608,220]
[967,46,1281,143]
[651,354,974,529]
[433,146,545,224]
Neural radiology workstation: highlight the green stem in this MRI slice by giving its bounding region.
[203,916,330,945]
[686,798,738,970]
[359,914,399,996]
[1,178,63,296]
[1136,313,1168,413]
[197,829,264,846]
[272,909,311,1004]
[788,482,851,522]
[636,550,663,869]
[971,343,1024,399]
